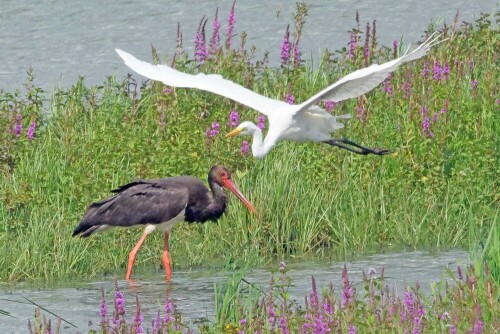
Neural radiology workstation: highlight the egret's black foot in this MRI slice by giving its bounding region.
[323,138,393,156]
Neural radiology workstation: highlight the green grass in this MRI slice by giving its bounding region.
[0,9,498,283]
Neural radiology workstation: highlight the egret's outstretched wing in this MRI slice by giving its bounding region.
[116,49,289,116]
[293,32,442,114]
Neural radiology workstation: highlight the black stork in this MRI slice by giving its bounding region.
[72,165,257,281]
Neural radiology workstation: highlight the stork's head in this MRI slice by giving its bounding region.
[225,121,260,138]
[209,165,257,214]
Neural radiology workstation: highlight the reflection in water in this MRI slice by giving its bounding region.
[1,250,469,332]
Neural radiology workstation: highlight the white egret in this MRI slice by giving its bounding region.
[116,33,441,159]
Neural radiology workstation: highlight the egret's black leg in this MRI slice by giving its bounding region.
[322,138,392,156]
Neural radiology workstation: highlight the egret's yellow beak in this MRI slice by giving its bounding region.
[225,128,243,138]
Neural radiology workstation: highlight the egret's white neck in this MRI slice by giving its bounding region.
[249,125,275,159]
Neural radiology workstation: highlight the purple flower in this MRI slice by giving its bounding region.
[472,320,483,334]
[440,107,447,115]
[284,92,295,105]
[164,298,175,324]
[469,60,475,71]
[225,1,236,49]
[194,29,208,63]
[240,140,249,156]
[309,276,319,310]
[293,43,301,65]
[228,110,239,127]
[420,105,428,116]
[13,113,22,137]
[432,113,439,123]
[206,121,220,139]
[449,324,457,334]
[279,261,286,273]
[341,266,354,307]
[422,116,433,138]
[114,290,125,315]
[368,267,377,276]
[163,87,172,94]
[355,97,365,121]
[257,115,265,130]
[383,74,394,97]
[404,290,414,313]
[402,81,411,98]
[443,62,450,78]
[422,62,429,79]
[470,79,478,90]
[278,315,290,334]
[268,304,276,327]
[209,9,221,54]
[348,325,357,334]
[348,31,357,59]
[239,318,247,325]
[152,311,161,333]
[363,23,371,63]
[324,100,336,113]
[433,61,443,81]
[280,26,291,65]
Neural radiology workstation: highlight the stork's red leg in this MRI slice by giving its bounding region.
[162,231,172,282]
[126,231,149,280]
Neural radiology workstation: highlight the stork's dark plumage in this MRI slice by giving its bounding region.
[73,165,257,281]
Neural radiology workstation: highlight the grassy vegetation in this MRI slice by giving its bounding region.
[26,263,499,333]
[0,5,498,285]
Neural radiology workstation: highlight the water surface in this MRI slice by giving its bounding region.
[0,250,469,333]
[0,0,497,92]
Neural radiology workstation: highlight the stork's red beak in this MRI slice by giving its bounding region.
[222,178,257,214]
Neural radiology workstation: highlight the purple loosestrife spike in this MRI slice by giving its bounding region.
[284,92,295,105]
[209,8,221,54]
[368,267,377,276]
[240,140,249,156]
[470,79,478,90]
[383,74,394,97]
[293,43,301,65]
[206,121,220,139]
[443,62,450,78]
[393,40,398,59]
[164,298,175,324]
[432,113,439,123]
[324,100,336,113]
[280,26,291,65]
[225,1,236,49]
[278,315,290,334]
[228,110,239,127]
[257,115,265,130]
[472,320,484,334]
[194,31,208,63]
[433,61,443,81]
[239,318,247,325]
[422,62,429,79]
[279,261,286,273]
[133,296,144,334]
[364,23,370,65]
[348,325,357,334]
[163,87,172,94]
[403,81,412,98]
[26,121,36,141]
[449,324,457,334]
[404,290,414,313]
[469,60,474,71]
[348,31,357,59]
[14,113,23,137]
[152,311,161,333]
[309,276,319,311]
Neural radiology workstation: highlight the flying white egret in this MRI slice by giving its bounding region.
[116,33,441,158]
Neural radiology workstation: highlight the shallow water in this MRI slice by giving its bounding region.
[0,0,497,92]
[0,249,469,333]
